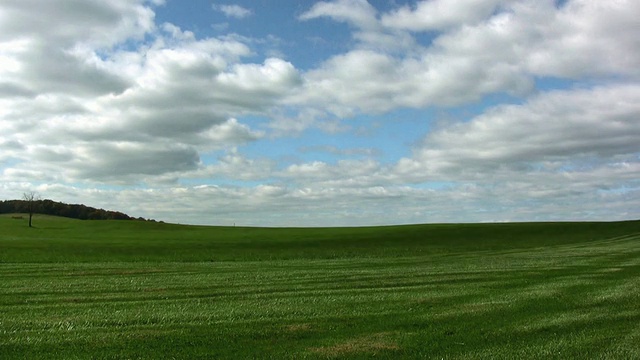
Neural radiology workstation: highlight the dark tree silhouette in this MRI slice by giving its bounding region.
[22,191,40,227]
[0,198,143,221]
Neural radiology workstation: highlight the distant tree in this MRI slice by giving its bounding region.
[22,191,40,228]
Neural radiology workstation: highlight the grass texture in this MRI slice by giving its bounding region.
[1,215,639,359]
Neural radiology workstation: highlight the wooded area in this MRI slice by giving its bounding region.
[0,199,139,221]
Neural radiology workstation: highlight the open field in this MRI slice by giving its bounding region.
[1,215,639,359]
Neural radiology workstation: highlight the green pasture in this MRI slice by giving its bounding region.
[1,214,639,359]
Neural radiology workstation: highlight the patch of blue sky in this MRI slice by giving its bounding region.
[411,31,441,49]
[153,0,353,70]
[442,91,525,124]
[408,181,458,191]
[240,132,332,167]
[0,158,22,169]
[534,76,581,92]
[198,149,226,161]
[94,33,156,61]
[179,177,270,188]
[236,107,434,167]
[75,183,144,192]
[595,185,639,200]
[234,114,270,130]
[280,22,354,70]
[534,75,631,97]
[153,0,216,37]
[350,108,434,162]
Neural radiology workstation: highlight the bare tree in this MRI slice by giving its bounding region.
[22,191,40,228]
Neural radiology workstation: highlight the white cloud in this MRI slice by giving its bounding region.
[381,0,507,31]
[196,119,264,150]
[5,171,635,226]
[0,1,301,185]
[387,83,640,222]
[291,50,406,114]
[213,4,253,19]
[293,0,640,117]
[189,150,275,182]
[70,142,201,181]
[1,0,638,226]
[299,145,379,157]
[0,0,156,47]
[0,1,153,98]
[433,0,640,79]
[399,84,640,179]
[299,0,378,30]
[218,58,302,97]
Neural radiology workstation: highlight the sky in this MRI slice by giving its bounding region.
[0,0,639,226]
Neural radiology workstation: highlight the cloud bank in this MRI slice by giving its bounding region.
[0,0,638,226]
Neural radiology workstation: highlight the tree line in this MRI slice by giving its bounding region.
[0,199,145,221]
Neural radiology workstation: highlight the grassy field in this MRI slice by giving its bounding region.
[1,215,639,359]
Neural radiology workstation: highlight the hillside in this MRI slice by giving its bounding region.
[1,215,638,262]
[0,199,144,221]
[1,218,639,359]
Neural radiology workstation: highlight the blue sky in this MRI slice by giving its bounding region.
[0,0,638,226]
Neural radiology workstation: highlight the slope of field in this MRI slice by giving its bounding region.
[1,214,638,262]
[1,215,639,358]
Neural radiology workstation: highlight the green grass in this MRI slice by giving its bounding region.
[1,214,639,358]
